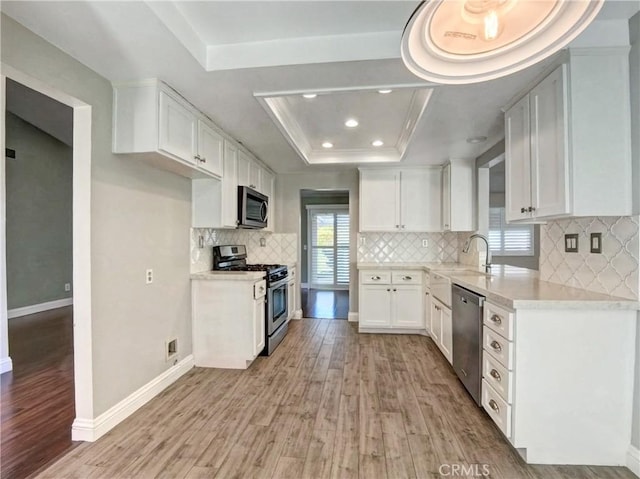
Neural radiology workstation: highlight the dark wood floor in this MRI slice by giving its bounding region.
[1,306,76,479]
[301,289,349,320]
[37,319,634,479]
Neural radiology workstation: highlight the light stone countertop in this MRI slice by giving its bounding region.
[190,270,266,282]
[357,262,639,310]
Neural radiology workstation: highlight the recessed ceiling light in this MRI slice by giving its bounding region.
[372,140,384,147]
[401,0,603,84]
[466,136,488,144]
[345,118,359,128]
[378,89,393,94]
[322,142,333,148]
[302,93,317,99]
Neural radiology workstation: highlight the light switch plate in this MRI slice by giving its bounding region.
[565,234,579,253]
[590,233,602,254]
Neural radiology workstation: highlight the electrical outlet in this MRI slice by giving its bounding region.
[590,233,602,253]
[422,239,429,248]
[198,235,204,248]
[146,269,153,284]
[64,283,71,292]
[359,236,366,246]
[564,234,578,253]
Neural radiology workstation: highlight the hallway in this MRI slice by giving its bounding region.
[1,306,76,479]
[301,289,349,320]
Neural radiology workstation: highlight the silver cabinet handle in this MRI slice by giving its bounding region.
[521,207,526,213]
[395,225,399,228]
[489,399,500,412]
[194,154,202,161]
[386,288,391,292]
[490,314,502,325]
[371,276,381,281]
[528,206,536,212]
[425,292,430,296]
[489,369,502,382]
[490,340,502,352]
[402,276,412,280]
[393,288,397,292]
[259,286,265,292]
[200,156,206,163]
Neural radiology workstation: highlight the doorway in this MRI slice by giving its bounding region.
[300,190,349,320]
[1,67,93,477]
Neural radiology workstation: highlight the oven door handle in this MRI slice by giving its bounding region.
[269,277,289,289]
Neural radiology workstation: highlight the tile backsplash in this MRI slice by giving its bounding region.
[357,231,465,264]
[539,216,639,300]
[191,229,298,273]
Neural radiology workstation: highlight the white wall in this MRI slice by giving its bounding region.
[1,14,193,416]
[275,170,359,312]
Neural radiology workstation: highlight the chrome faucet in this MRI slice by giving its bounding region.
[462,234,492,273]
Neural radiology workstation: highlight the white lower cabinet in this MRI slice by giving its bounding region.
[480,300,636,465]
[359,270,423,331]
[287,266,297,320]
[192,277,267,369]
[430,297,452,364]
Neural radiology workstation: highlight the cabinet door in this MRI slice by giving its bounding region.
[158,91,196,163]
[287,280,295,320]
[261,170,275,231]
[424,289,432,335]
[392,285,424,328]
[359,284,392,328]
[441,164,451,230]
[430,300,442,344]
[530,65,570,218]
[400,169,442,232]
[440,304,453,364]
[253,297,266,357]
[237,151,251,187]
[197,120,224,178]
[222,141,238,228]
[505,94,532,222]
[250,163,262,192]
[359,170,399,231]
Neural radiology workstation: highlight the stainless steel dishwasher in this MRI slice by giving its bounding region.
[452,284,485,406]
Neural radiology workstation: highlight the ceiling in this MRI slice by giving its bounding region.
[1,1,638,173]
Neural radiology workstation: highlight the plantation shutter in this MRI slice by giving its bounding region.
[488,207,534,256]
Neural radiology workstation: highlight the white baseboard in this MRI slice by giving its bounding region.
[348,312,359,323]
[72,354,194,442]
[0,356,13,374]
[8,297,73,319]
[627,445,640,478]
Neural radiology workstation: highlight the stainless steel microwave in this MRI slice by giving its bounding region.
[238,186,268,229]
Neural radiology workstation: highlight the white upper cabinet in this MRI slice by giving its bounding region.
[114,79,226,179]
[221,140,239,228]
[441,159,475,231]
[504,49,633,222]
[196,120,224,178]
[359,168,441,232]
[238,151,264,192]
[359,169,399,231]
[158,90,197,165]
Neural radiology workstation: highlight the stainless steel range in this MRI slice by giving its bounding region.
[212,245,288,355]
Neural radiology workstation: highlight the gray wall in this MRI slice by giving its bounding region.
[5,112,72,309]
[300,191,349,284]
[628,11,640,451]
[276,170,359,313]
[2,14,193,416]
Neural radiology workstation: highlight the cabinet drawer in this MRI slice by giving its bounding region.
[254,280,267,299]
[483,352,513,403]
[483,328,514,370]
[482,379,512,438]
[484,302,514,340]
[361,271,391,284]
[391,271,421,285]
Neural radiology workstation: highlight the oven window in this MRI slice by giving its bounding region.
[271,284,287,322]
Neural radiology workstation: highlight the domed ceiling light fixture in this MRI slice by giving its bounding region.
[401,0,604,84]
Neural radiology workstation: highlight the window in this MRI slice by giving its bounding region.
[489,207,534,256]
[308,207,350,288]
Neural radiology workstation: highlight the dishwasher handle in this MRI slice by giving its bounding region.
[452,283,485,306]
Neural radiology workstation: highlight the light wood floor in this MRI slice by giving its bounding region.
[37,319,634,479]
